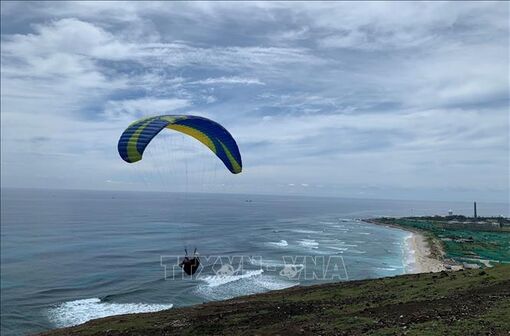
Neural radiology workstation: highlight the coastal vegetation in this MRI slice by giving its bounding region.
[369,217,510,268]
[40,265,510,336]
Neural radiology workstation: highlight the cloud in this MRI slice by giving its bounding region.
[191,76,265,86]
[103,98,191,121]
[1,2,508,203]
[3,18,119,58]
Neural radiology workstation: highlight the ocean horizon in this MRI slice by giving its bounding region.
[1,188,508,335]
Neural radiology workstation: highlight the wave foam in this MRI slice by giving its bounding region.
[200,269,264,287]
[47,298,173,328]
[328,246,349,251]
[195,271,296,301]
[376,267,399,271]
[252,276,297,291]
[403,233,418,273]
[249,258,285,268]
[292,229,322,234]
[298,239,319,249]
[267,239,288,247]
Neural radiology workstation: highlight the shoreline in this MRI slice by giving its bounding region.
[365,218,448,273]
[404,231,446,273]
[39,265,510,335]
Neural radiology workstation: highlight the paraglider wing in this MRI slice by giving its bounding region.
[117,115,242,174]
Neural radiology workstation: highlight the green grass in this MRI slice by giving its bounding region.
[41,266,510,336]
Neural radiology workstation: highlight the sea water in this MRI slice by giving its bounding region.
[1,189,507,335]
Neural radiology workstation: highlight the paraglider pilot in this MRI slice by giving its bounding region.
[180,248,200,276]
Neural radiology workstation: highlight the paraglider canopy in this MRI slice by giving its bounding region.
[117,115,242,174]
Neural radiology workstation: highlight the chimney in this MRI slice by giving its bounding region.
[474,201,477,219]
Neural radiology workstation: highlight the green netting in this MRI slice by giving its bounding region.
[386,219,510,263]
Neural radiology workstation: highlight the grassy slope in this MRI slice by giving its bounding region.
[41,265,510,336]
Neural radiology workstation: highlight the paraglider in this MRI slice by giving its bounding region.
[118,115,242,276]
[117,114,242,174]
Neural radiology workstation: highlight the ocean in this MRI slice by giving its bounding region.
[1,188,507,335]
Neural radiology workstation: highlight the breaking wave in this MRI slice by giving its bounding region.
[298,239,319,249]
[47,298,173,328]
[195,269,296,301]
[267,239,288,247]
[199,269,264,287]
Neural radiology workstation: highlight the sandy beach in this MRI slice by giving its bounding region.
[404,232,446,273]
[364,218,448,273]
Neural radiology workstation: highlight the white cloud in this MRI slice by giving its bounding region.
[103,98,191,121]
[191,76,265,86]
[1,2,508,202]
[3,18,118,57]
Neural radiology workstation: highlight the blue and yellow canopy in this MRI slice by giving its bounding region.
[118,115,242,174]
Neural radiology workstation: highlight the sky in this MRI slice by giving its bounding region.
[1,1,509,202]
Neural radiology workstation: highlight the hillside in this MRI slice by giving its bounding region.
[40,265,510,336]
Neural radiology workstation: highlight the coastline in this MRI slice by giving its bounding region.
[35,218,510,335]
[39,266,510,336]
[404,231,446,273]
[365,218,448,273]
